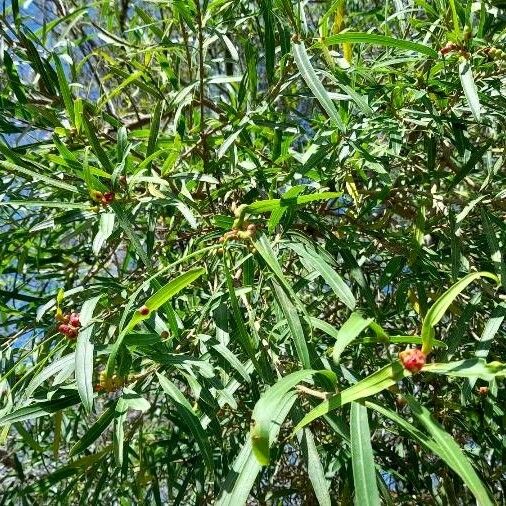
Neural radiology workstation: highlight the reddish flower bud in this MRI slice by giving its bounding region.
[440,43,458,55]
[69,312,81,327]
[399,348,426,373]
[138,305,150,316]
[478,386,488,396]
[67,326,78,339]
[58,323,71,335]
[102,192,115,204]
[58,323,78,339]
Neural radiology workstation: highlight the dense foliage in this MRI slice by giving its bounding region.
[1,0,505,504]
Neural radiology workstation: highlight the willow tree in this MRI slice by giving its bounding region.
[1,0,505,504]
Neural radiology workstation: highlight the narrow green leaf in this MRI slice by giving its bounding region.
[222,256,260,372]
[423,358,506,381]
[97,70,144,111]
[260,0,275,83]
[0,393,81,425]
[14,422,45,452]
[421,272,498,353]
[459,59,481,122]
[146,101,163,167]
[294,362,409,433]
[272,281,311,369]
[106,268,204,377]
[350,402,380,506]
[246,192,341,214]
[292,41,345,130]
[111,203,151,268]
[0,200,89,210]
[25,354,75,398]
[357,335,446,348]
[467,304,506,391]
[75,324,95,414]
[79,295,101,327]
[251,369,335,465]
[332,312,372,363]
[0,159,78,193]
[70,406,116,456]
[82,114,113,173]
[157,373,214,471]
[93,212,115,255]
[114,397,127,466]
[324,32,437,57]
[217,392,297,506]
[53,54,75,124]
[301,428,331,506]
[405,396,493,506]
[145,267,204,312]
[481,209,505,291]
[211,344,251,383]
[288,242,356,310]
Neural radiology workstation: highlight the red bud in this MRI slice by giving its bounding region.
[399,348,426,373]
[102,192,115,204]
[69,312,81,327]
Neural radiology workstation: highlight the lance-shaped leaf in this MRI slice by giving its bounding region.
[323,32,437,57]
[292,41,345,131]
[70,406,116,456]
[423,358,506,381]
[421,272,498,353]
[459,59,481,122]
[216,392,297,506]
[251,369,336,465]
[106,268,205,377]
[0,393,81,425]
[271,281,311,369]
[75,324,95,413]
[350,402,380,506]
[331,312,373,363]
[245,192,341,214]
[300,428,331,506]
[288,242,356,311]
[157,373,214,471]
[93,212,115,255]
[365,400,493,506]
[405,396,493,506]
[25,353,75,398]
[293,362,409,433]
